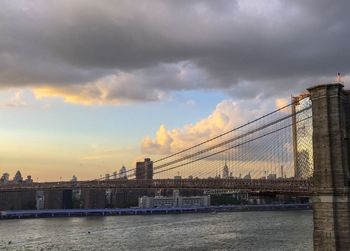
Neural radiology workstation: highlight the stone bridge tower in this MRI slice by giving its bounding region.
[308,83,350,250]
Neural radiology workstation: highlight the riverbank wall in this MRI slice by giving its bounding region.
[0,203,311,220]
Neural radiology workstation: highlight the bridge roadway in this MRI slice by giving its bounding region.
[0,178,311,195]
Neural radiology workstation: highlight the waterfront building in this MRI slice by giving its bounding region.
[139,190,210,208]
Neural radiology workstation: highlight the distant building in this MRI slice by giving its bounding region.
[136,158,153,180]
[243,173,251,179]
[24,175,33,184]
[105,173,110,180]
[280,165,284,179]
[119,166,128,179]
[223,162,229,179]
[71,175,78,182]
[0,171,33,185]
[13,170,23,184]
[267,174,277,180]
[174,175,181,180]
[139,190,210,208]
[0,173,10,184]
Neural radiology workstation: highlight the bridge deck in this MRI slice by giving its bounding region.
[0,179,312,195]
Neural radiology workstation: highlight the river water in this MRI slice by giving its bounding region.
[0,210,312,251]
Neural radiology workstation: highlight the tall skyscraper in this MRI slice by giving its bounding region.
[222,162,229,179]
[136,158,153,180]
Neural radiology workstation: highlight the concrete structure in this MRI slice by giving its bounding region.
[81,188,106,209]
[136,158,153,180]
[308,83,350,250]
[0,190,36,210]
[0,204,311,220]
[139,190,210,208]
[44,190,64,209]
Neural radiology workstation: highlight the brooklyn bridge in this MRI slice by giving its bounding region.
[1,83,350,250]
[1,85,314,194]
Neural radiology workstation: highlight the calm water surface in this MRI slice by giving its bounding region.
[0,210,312,251]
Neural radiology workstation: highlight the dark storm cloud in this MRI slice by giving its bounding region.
[0,0,349,103]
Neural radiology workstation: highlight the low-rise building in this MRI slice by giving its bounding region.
[139,190,210,208]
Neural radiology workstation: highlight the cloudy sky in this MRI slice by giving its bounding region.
[0,0,349,181]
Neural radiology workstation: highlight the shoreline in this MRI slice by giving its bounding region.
[0,203,311,220]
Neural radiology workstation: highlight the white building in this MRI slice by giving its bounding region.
[139,190,210,208]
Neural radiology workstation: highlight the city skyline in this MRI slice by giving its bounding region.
[1,1,349,181]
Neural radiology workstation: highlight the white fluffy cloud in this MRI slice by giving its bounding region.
[141,98,273,154]
[0,90,27,107]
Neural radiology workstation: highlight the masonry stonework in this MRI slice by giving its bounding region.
[308,83,350,251]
